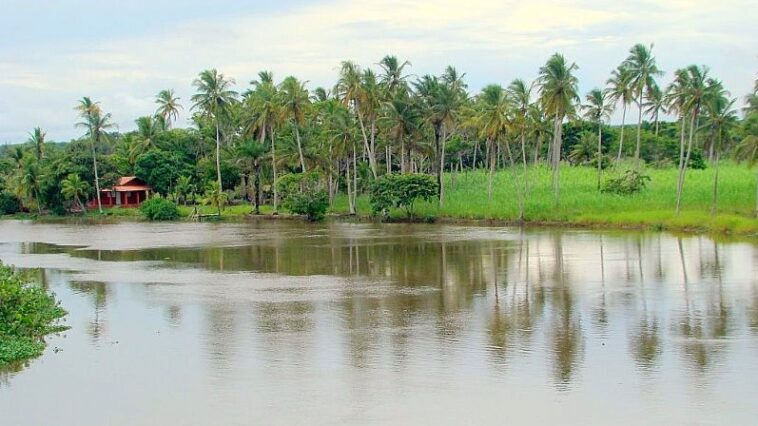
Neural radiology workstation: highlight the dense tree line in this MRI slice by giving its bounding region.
[1,44,757,217]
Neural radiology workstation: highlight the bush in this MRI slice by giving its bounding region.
[602,169,651,195]
[278,172,329,221]
[139,196,179,221]
[0,263,68,365]
[370,174,438,218]
[0,192,21,215]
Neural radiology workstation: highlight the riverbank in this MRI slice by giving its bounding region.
[3,165,757,237]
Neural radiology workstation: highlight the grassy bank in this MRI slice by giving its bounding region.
[0,263,68,367]
[332,163,758,236]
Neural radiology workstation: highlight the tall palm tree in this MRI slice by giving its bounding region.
[378,55,411,95]
[16,156,43,213]
[155,89,182,128]
[247,71,283,211]
[234,138,267,214]
[279,76,310,172]
[28,127,46,161]
[676,65,710,214]
[623,43,663,168]
[664,68,691,214]
[75,97,115,213]
[134,115,163,151]
[606,65,634,162]
[508,79,533,206]
[643,83,665,137]
[538,53,579,205]
[701,83,737,214]
[735,116,758,217]
[473,84,510,200]
[582,88,614,189]
[335,61,375,176]
[381,91,419,174]
[61,173,89,212]
[361,69,382,178]
[191,69,238,189]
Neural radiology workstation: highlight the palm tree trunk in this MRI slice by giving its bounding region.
[369,121,378,178]
[352,140,358,212]
[754,166,758,218]
[91,135,102,214]
[675,115,687,214]
[635,92,643,169]
[654,111,659,137]
[472,141,479,170]
[271,128,278,214]
[346,157,354,215]
[215,123,222,190]
[552,117,562,205]
[617,104,627,163]
[677,111,699,214]
[487,139,496,200]
[597,123,603,190]
[521,130,528,197]
[400,138,406,173]
[439,125,448,206]
[386,145,391,174]
[534,134,542,165]
[710,148,720,215]
[254,162,261,215]
[294,125,306,172]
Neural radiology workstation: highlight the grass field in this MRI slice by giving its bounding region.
[331,163,758,236]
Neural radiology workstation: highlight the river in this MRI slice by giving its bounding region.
[0,220,757,425]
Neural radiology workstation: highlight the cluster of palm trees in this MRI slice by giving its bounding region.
[2,45,756,218]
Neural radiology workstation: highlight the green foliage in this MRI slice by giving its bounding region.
[0,263,68,365]
[601,170,652,195]
[370,173,438,218]
[278,172,329,221]
[134,149,189,195]
[0,192,21,215]
[688,148,707,170]
[139,196,179,221]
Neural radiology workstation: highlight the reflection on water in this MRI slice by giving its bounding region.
[0,220,757,425]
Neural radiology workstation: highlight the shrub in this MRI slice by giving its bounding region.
[139,196,179,221]
[370,173,438,218]
[602,169,651,195]
[0,262,68,365]
[278,172,329,221]
[0,192,21,215]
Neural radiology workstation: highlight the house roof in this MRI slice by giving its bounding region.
[100,176,152,192]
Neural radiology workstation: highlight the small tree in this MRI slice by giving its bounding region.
[370,174,438,218]
[140,196,179,221]
[61,173,89,212]
[203,181,228,217]
[277,172,329,221]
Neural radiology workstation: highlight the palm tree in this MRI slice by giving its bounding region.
[174,175,194,206]
[381,91,419,174]
[16,156,43,213]
[665,68,691,214]
[247,71,283,212]
[28,127,45,161]
[643,83,665,137]
[606,65,634,162]
[191,69,238,189]
[735,116,758,217]
[155,89,182,128]
[701,84,737,214]
[203,181,228,217]
[623,43,663,168]
[361,69,382,178]
[335,61,375,176]
[538,53,579,205]
[234,138,267,214]
[473,84,510,200]
[279,76,310,172]
[378,55,411,95]
[134,115,163,151]
[61,173,89,212]
[676,65,710,214]
[582,89,614,189]
[508,79,533,205]
[75,97,115,213]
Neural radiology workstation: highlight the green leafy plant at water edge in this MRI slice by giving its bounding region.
[278,172,329,221]
[139,196,179,221]
[0,263,68,366]
[0,192,21,215]
[602,170,651,195]
[370,174,438,219]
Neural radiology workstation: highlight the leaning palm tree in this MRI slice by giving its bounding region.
[279,76,310,172]
[582,88,614,189]
[28,127,46,161]
[605,65,634,162]
[191,69,238,189]
[623,43,663,168]
[61,173,90,212]
[538,53,579,205]
[75,97,115,213]
[155,89,182,128]
[676,65,711,214]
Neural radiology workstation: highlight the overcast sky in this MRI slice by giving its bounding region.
[1,0,755,143]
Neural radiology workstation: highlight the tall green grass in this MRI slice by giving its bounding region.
[331,163,758,236]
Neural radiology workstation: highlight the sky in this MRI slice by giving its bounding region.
[0,0,756,143]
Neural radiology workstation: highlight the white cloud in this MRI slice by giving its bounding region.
[0,0,755,142]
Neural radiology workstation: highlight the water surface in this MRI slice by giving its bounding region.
[0,220,757,425]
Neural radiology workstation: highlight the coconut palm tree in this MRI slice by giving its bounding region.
[61,173,89,212]
[538,53,579,205]
[381,91,419,174]
[191,69,238,189]
[203,181,228,217]
[735,114,758,217]
[701,83,737,214]
[174,175,194,206]
[234,138,267,214]
[75,97,115,214]
[134,115,163,151]
[664,68,691,214]
[582,88,614,189]
[643,83,665,137]
[508,79,533,202]
[247,71,283,212]
[279,76,310,172]
[15,156,43,213]
[28,127,45,161]
[378,55,412,95]
[606,65,634,162]
[676,65,711,214]
[155,89,182,128]
[623,43,663,168]
[360,69,382,178]
[473,84,510,200]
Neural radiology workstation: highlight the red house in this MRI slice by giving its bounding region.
[88,176,152,208]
